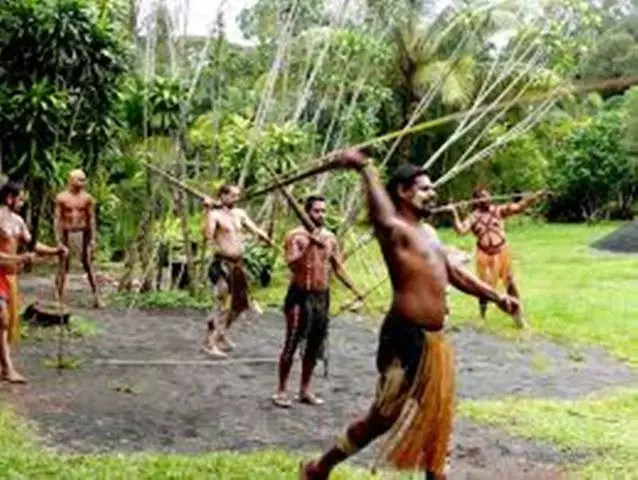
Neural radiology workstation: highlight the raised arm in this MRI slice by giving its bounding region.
[203,208,217,243]
[449,206,472,235]
[335,149,396,234]
[499,190,546,218]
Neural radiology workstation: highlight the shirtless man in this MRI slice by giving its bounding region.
[0,181,68,383]
[273,195,364,408]
[448,186,546,327]
[203,183,276,358]
[300,155,519,480]
[54,169,102,307]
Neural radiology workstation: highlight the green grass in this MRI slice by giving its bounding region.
[437,220,638,367]
[0,407,381,479]
[460,388,638,479]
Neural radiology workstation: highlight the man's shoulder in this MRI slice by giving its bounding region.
[9,211,25,226]
[55,190,69,202]
[285,226,307,238]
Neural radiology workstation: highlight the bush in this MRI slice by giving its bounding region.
[545,109,637,222]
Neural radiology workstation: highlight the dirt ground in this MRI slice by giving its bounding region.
[1,274,637,479]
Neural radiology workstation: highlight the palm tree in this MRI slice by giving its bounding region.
[369,0,521,164]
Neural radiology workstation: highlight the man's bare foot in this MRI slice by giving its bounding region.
[272,391,293,408]
[1,371,27,384]
[203,344,228,359]
[298,391,324,406]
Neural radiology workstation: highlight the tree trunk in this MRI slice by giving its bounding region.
[118,211,148,292]
[139,177,157,292]
[175,134,197,296]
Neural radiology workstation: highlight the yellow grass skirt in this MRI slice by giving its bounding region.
[375,331,455,476]
[5,275,20,345]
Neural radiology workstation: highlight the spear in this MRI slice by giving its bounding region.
[141,160,218,205]
[430,190,549,213]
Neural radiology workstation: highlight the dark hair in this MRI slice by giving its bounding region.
[304,194,326,213]
[0,181,22,206]
[386,164,427,206]
[219,183,239,196]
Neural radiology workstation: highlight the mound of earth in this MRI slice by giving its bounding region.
[591,219,638,253]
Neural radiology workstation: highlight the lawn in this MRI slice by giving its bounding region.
[460,387,638,479]
[0,408,378,479]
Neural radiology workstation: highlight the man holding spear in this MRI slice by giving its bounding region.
[273,194,364,408]
[202,184,277,358]
[446,186,547,328]
[299,152,520,480]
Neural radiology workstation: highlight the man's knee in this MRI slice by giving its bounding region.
[343,409,394,451]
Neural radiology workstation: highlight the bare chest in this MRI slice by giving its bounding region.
[392,226,447,276]
[471,211,503,235]
[215,211,242,235]
[60,196,90,215]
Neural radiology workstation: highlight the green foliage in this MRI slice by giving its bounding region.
[0,0,128,179]
[119,76,185,138]
[546,109,637,221]
[189,114,318,186]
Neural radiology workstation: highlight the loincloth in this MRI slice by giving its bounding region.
[0,273,20,344]
[208,254,250,314]
[284,284,330,362]
[372,314,455,476]
[476,244,512,287]
[62,229,90,257]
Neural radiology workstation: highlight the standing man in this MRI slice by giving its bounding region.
[272,195,364,408]
[203,183,276,358]
[54,169,102,308]
[0,181,68,383]
[447,186,546,327]
[299,155,519,480]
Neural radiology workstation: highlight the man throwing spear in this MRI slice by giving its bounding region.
[273,194,364,408]
[1,181,68,383]
[447,186,546,328]
[54,169,102,308]
[203,183,276,358]
[300,152,519,480]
